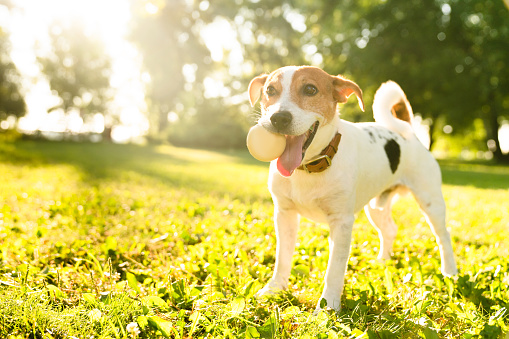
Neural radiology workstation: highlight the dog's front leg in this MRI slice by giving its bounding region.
[257,207,299,296]
[317,213,355,312]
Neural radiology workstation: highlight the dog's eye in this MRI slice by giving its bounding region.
[303,84,318,96]
[266,86,277,96]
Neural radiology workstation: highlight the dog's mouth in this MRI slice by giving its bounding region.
[277,121,319,177]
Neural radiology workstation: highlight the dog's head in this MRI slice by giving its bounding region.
[248,66,364,176]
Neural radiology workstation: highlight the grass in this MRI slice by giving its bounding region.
[0,139,508,338]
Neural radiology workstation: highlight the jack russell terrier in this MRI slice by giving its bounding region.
[248,66,458,311]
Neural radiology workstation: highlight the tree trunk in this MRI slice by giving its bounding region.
[428,122,435,151]
[158,107,168,134]
[489,113,509,163]
[428,113,438,151]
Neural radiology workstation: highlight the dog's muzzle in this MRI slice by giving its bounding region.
[270,111,292,132]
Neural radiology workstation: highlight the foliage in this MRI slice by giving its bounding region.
[37,21,112,120]
[299,0,509,155]
[129,0,212,135]
[163,96,250,149]
[0,27,26,122]
[0,140,508,338]
[450,0,509,162]
[128,0,308,146]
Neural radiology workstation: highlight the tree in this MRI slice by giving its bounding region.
[0,27,26,124]
[302,1,471,143]
[129,0,307,146]
[129,0,211,136]
[38,21,112,129]
[300,0,509,159]
[449,0,509,162]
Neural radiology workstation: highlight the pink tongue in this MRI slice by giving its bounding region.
[277,134,306,177]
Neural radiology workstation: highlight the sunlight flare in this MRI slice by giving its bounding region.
[7,0,148,141]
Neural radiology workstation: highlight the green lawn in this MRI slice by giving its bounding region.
[0,140,508,338]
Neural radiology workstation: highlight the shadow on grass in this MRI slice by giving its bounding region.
[0,139,270,201]
[2,140,508,192]
[0,139,187,177]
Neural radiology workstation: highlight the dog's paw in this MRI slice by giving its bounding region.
[255,279,286,297]
[441,265,458,277]
[441,257,458,277]
[314,296,341,313]
[376,252,392,261]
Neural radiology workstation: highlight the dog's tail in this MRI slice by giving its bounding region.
[372,81,414,139]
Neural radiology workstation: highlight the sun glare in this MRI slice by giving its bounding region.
[145,2,159,15]
[8,0,148,143]
[4,0,246,142]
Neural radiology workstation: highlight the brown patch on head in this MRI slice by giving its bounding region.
[289,66,339,122]
[391,100,413,123]
[289,67,364,122]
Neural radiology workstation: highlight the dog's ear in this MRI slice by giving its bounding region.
[248,74,268,107]
[332,76,365,111]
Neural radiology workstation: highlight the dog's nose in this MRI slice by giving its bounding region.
[270,111,292,130]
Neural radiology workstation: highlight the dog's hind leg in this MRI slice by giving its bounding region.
[408,161,458,276]
[365,187,400,260]
[411,188,458,276]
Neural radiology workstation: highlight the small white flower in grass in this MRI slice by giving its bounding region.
[126,322,140,337]
[104,271,121,281]
[424,278,434,286]
[87,308,102,322]
[418,316,428,326]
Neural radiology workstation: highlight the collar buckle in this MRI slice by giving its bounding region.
[302,154,331,173]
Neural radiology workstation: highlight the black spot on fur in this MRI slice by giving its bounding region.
[366,130,376,143]
[384,139,400,173]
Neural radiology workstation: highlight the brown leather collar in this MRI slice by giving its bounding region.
[297,132,342,173]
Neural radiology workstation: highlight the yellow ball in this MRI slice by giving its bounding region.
[246,124,286,162]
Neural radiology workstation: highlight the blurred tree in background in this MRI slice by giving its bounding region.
[453,0,509,162]
[0,26,26,125]
[37,21,113,132]
[129,0,210,138]
[302,0,474,144]
[129,0,307,147]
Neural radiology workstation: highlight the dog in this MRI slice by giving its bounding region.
[247,66,458,311]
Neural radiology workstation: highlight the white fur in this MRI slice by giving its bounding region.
[255,69,458,312]
[373,81,414,139]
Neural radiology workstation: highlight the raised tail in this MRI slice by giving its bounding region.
[373,81,414,138]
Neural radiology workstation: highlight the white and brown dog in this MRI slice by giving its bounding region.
[248,66,458,311]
